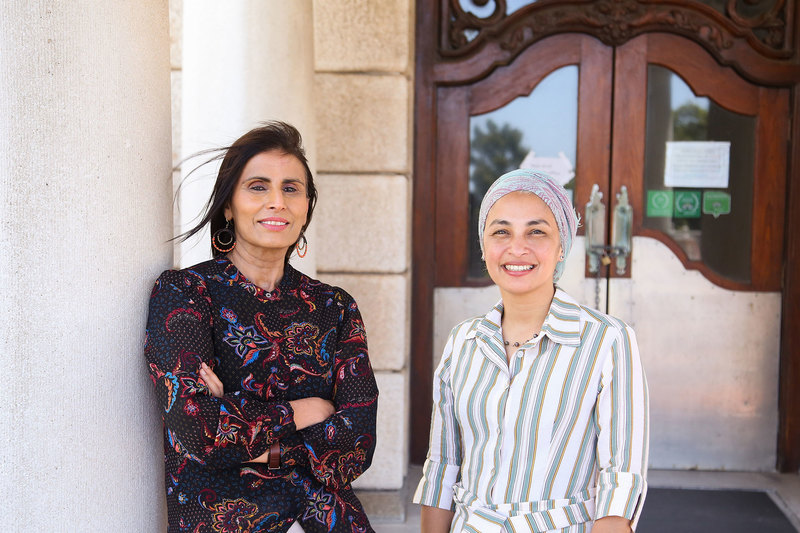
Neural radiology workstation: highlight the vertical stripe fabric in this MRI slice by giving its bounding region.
[413,289,649,532]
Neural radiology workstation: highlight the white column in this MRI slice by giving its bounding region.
[178,0,317,273]
[0,2,172,531]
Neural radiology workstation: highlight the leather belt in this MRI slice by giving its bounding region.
[268,441,281,470]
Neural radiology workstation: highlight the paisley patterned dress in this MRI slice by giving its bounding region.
[145,258,378,532]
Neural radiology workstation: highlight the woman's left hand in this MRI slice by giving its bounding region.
[200,362,224,398]
[593,516,632,533]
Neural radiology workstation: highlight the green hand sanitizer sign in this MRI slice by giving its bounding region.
[702,191,731,219]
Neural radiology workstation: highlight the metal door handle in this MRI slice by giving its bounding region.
[612,186,633,275]
[585,184,633,275]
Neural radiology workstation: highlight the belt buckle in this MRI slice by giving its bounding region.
[268,441,281,470]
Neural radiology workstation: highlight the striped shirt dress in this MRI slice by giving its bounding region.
[414,289,649,532]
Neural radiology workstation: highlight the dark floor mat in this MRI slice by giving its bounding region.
[638,488,797,532]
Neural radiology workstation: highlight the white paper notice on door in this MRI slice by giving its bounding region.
[664,141,731,188]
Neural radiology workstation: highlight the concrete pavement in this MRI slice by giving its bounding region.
[358,465,800,532]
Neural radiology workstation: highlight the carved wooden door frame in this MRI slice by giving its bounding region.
[411,0,800,471]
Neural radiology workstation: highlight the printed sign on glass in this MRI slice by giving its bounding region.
[664,141,731,188]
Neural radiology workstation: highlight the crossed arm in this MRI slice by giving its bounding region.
[146,270,375,476]
[194,290,378,488]
[199,362,335,462]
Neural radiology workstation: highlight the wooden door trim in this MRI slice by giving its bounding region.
[751,87,789,290]
[434,87,471,286]
[468,34,584,114]
[575,38,614,239]
[645,34,759,114]
[410,0,439,463]
[610,36,648,260]
[778,83,800,472]
[437,0,800,85]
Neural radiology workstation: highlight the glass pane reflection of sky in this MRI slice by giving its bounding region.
[469,66,703,170]
[670,73,708,111]
[471,66,578,167]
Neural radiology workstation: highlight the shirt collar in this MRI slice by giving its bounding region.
[469,287,582,348]
[541,287,582,346]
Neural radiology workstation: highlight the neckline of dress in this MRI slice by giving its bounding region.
[217,256,300,300]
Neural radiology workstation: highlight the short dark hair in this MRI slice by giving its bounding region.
[178,121,318,264]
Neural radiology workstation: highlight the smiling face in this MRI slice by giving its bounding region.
[483,191,563,301]
[223,150,309,259]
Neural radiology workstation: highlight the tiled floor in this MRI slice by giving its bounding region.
[359,465,800,532]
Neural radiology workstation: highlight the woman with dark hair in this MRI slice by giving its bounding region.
[414,170,648,533]
[145,121,378,532]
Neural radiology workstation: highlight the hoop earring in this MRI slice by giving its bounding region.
[295,234,308,258]
[212,219,236,253]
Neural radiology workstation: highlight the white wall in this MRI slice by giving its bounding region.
[0,1,173,530]
[177,0,317,272]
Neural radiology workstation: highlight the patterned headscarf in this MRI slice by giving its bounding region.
[478,169,579,282]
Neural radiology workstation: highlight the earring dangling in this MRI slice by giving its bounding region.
[295,234,308,258]
[212,219,236,253]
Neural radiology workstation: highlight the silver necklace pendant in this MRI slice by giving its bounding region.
[503,333,539,347]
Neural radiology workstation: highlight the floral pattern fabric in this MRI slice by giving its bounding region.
[145,258,379,532]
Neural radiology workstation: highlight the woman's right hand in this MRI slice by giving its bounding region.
[247,397,336,464]
[200,362,224,398]
[289,397,336,430]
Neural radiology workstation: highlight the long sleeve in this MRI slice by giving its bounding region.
[594,324,649,527]
[413,328,462,511]
[300,292,379,490]
[144,269,297,469]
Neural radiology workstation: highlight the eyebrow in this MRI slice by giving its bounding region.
[242,176,306,186]
[488,218,551,227]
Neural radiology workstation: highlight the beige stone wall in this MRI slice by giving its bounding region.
[313,0,414,490]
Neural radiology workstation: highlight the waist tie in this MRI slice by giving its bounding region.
[453,485,595,533]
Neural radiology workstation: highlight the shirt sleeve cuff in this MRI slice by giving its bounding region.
[595,471,647,528]
[412,459,460,511]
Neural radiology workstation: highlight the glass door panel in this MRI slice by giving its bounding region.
[467,66,578,278]
[642,65,756,284]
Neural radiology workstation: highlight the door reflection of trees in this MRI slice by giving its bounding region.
[468,119,529,278]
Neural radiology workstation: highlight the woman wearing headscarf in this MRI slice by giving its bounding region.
[145,121,378,532]
[414,169,649,533]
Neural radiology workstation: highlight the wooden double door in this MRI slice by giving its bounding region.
[411,1,800,471]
